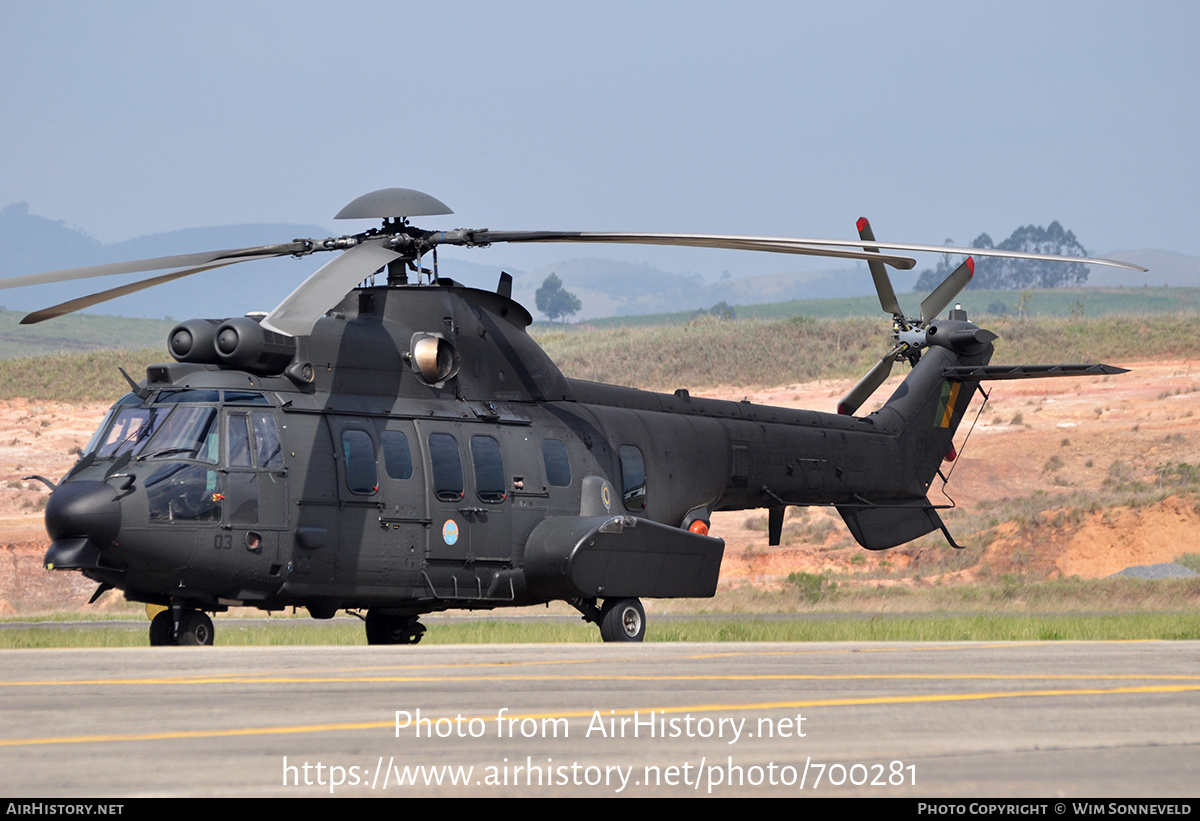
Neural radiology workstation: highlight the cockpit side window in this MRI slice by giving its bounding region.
[225,414,253,468]
[146,463,221,522]
[252,412,283,470]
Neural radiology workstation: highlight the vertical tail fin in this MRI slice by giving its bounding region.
[836,321,991,549]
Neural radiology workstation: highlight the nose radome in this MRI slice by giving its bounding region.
[44,480,122,546]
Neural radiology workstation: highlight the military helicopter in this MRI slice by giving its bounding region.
[5,189,1141,645]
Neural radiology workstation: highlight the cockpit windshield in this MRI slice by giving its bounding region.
[139,405,219,463]
[81,391,265,462]
[90,403,169,459]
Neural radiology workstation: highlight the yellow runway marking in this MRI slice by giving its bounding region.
[3,671,1200,687]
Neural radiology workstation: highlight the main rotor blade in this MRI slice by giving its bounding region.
[838,353,896,416]
[920,257,974,324]
[0,241,311,291]
[714,237,1147,273]
[18,257,267,324]
[260,239,401,337]
[458,230,1142,272]
[856,218,904,318]
[463,231,918,269]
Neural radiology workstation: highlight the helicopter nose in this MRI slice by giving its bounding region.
[44,480,122,546]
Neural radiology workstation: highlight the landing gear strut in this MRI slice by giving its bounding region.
[149,607,214,646]
[364,610,426,645]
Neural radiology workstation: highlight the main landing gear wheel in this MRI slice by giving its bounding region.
[148,608,214,646]
[599,597,645,642]
[365,611,426,645]
[149,611,173,646]
[176,610,214,646]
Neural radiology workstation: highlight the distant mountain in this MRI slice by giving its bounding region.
[0,202,103,272]
[0,204,336,320]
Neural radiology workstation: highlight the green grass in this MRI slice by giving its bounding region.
[1,307,1199,400]
[532,313,1200,391]
[561,286,1200,328]
[0,309,175,359]
[0,348,163,402]
[5,564,1199,647]
[4,601,1200,648]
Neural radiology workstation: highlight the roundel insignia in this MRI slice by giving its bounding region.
[442,519,460,546]
[601,484,611,511]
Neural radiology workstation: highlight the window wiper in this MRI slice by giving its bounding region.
[137,446,199,461]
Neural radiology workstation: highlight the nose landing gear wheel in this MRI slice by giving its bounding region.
[599,597,645,642]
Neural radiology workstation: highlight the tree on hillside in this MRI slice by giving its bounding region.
[913,222,1090,292]
[535,273,582,323]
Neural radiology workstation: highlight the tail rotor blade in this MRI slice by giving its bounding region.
[920,257,974,325]
[838,352,896,416]
[857,218,904,318]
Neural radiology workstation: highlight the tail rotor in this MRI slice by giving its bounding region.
[838,219,975,416]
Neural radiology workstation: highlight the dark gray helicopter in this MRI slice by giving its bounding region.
[6,189,1141,645]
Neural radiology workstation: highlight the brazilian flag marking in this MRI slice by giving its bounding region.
[935,381,961,428]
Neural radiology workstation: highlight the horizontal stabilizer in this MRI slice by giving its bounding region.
[942,364,1128,381]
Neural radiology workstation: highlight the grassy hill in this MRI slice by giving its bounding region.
[562,285,1200,329]
[0,309,174,359]
[1,310,1196,402]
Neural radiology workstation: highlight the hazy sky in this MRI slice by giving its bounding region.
[2,0,1197,280]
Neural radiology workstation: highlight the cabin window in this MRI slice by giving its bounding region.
[619,445,646,511]
[381,430,413,480]
[429,433,464,502]
[341,429,378,495]
[541,439,571,487]
[471,435,506,503]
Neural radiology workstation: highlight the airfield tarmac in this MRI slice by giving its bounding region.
[0,641,1197,797]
